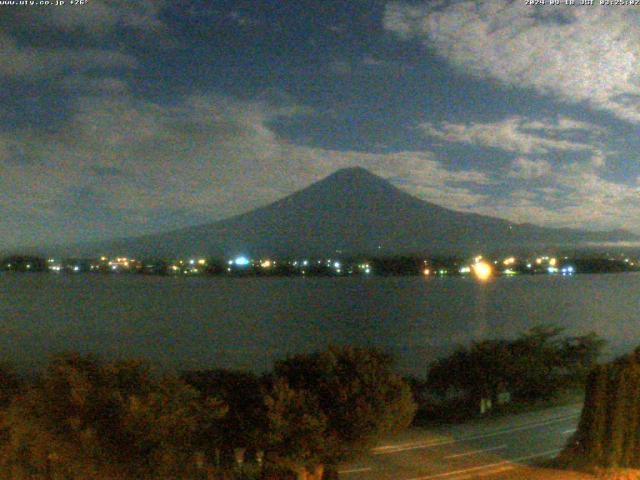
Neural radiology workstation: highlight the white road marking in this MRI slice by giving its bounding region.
[373,414,579,455]
[444,444,507,459]
[562,428,576,435]
[339,467,373,474]
[404,448,561,480]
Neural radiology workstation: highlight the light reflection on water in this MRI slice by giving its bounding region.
[0,272,638,376]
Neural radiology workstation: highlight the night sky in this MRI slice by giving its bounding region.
[1,0,640,249]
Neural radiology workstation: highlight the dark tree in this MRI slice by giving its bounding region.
[267,346,417,479]
[427,326,606,410]
[563,348,640,469]
[181,369,267,461]
[0,353,227,479]
[0,363,21,408]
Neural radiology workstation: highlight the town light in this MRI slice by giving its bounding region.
[503,257,516,266]
[234,256,250,266]
[472,261,492,281]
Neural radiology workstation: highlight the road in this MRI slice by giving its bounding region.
[338,404,582,480]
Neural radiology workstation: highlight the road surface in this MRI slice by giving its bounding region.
[338,404,582,480]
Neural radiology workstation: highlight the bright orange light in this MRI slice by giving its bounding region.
[503,256,516,266]
[423,268,431,276]
[472,261,493,281]
[261,260,273,268]
[549,258,557,267]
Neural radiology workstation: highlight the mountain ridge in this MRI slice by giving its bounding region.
[47,167,638,258]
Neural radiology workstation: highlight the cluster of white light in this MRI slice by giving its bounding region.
[233,256,250,266]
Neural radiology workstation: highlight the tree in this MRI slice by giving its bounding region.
[559,332,607,383]
[427,326,606,409]
[605,365,627,466]
[0,363,20,408]
[0,353,227,479]
[264,379,328,480]
[122,376,227,478]
[563,348,640,469]
[267,346,416,479]
[507,325,565,400]
[181,369,266,463]
[571,365,609,466]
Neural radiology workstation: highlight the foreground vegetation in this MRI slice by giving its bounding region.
[0,348,416,480]
[0,326,609,479]
[561,347,640,471]
[411,326,605,423]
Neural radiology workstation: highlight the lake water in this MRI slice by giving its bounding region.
[1,272,639,376]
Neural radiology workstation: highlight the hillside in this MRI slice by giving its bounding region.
[53,167,637,258]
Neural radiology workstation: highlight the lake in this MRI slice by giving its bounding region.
[1,272,639,376]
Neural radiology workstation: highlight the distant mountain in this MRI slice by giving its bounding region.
[55,167,638,258]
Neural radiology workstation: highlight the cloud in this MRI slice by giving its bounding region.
[0,92,491,247]
[227,10,261,27]
[416,112,640,232]
[524,116,605,134]
[508,157,552,180]
[384,1,640,123]
[0,34,137,78]
[1,89,639,247]
[31,0,166,33]
[420,115,602,155]
[477,150,640,231]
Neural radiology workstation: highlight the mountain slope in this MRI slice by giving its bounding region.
[58,167,638,257]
